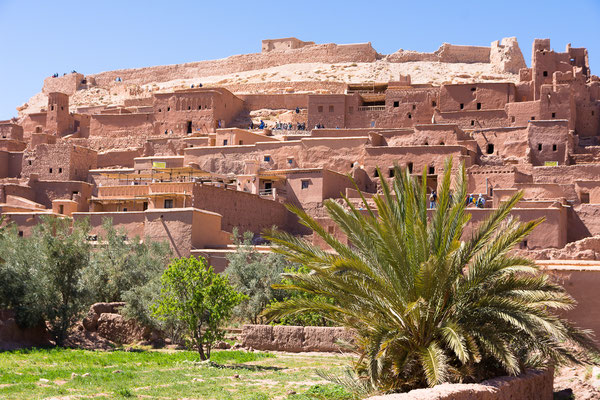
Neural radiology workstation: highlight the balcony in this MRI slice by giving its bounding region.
[357,105,386,112]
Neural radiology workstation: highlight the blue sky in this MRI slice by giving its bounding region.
[0,0,599,120]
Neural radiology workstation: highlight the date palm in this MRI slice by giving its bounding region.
[263,159,597,393]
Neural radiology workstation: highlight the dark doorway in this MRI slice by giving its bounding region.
[187,121,192,134]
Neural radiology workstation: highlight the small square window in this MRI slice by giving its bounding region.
[407,113,412,119]
[531,116,535,120]
[388,168,395,178]
[329,105,334,113]
[432,100,437,107]
[287,158,293,164]
[58,168,62,173]
[164,199,174,208]
[18,231,23,237]
[28,160,32,165]
[223,139,228,145]
[393,101,399,108]
[318,106,323,113]
[301,180,310,189]
[543,71,548,77]
[264,155,271,162]
[158,109,162,112]
[49,168,53,173]
[471,87,476,92]
[428,165,435,175]
[239,140,243,145]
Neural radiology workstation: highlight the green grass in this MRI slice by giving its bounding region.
[0,348,354,399]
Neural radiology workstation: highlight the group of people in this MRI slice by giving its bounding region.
[428,191,486,209]
[314,123,326,129]
[190,83,203,88]
[51,70,78,78]
[274,122,306,131]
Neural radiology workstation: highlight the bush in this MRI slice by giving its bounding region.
[225,229,292,324]
[152,256,246,359]
[85,218,171,303]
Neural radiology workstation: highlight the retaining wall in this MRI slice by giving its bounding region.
[367,368,553,400]
[241,324,355,352]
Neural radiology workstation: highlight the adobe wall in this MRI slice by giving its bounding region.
[42,73,85,95]
[89,113,154,142]
[191,184,292,233]
[436,43,491,63]
[0,152,8,178]
[74,211,146,239]
[237,94,309,111]
[367,369,552,400]
[32,180,93,210]
[466,166,516,196]
[241,324,356,353]
[97,148,143,168]
[88,43,378,89]
[527,120,569,166]
[21,142,97,182]
[0,123,24,141]
[262,38,315,52]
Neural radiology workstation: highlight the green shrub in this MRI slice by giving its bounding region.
[152,256,246,359]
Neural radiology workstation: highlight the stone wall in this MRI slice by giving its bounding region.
[367,368,553,400]
[241,324,355,352]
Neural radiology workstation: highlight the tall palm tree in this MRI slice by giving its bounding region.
[263,159,597,393]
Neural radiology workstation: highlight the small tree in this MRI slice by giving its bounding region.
[152,256,245,360]
[35,216,91,346]
[226,229,292,324]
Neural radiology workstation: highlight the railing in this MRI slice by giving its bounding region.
[357,105,386,112]
[97,186,149,198]
[150,182,194,194]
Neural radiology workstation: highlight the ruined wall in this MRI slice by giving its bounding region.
[42,73,85,95]
[22,142,98,181]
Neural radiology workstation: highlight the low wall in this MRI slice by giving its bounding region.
[367,369,553,400]
[241,324,355,352]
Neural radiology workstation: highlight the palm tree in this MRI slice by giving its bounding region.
[263,159,597,393]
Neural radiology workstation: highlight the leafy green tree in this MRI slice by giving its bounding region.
[225,229,292,324]
[263,159,598,392]
[85,218,172,303]
[34,216,91,346]
[152,256,246,359]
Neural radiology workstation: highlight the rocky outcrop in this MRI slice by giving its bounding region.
[82,302,149,344]
[367,368,553,400]
[241,324,355,352]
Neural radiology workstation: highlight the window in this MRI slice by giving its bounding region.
[388,168,395,178]
[59,205,64,214]
[393,101,399,108]
[318,106,323,113]
[49,168,53,173]
[471,120,475,126]
[531,116,535,120]
[477,103,482,110]
[407,113,412,119]
[158,109,162,112]
[188,106,191,110]
[487,143,494,154]
[187,121,192,133]
[61,106,64,111]
[581,192,590,204]
[460,103,464,110]
[143,202,148,211]
[489,188,493,196]
[198,105,201,110]
[428,165,435,175]
[301,180,310,189]
[329,105,334,112]
[511,116,516,122]
[471,87,476,92]
[123,207,127,212]
[407,162,413,173]
[412,104,416,110]
[592,111,595,116]
[167,107,170,111]
[223,139,228,145]
[349,106,354,114]
[264,155,271,162]
[431,100,437,107]
[327,226,334,234]
[552,112,556,118]
[543,71,548,77]
[239,140,243,145]
[18,231,23,237]
[287,158,293,164]
[58,168,62,173]
[72,191,79,196]
[521,240,528,249]
[538,143,543,151]
[164,199,174,208]
[373,169,379,178]
[553,144,557,151]
[51,105,54,111]
[28,160,32,165]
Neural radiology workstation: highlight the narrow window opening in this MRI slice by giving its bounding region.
[543,71,548,77]
[49,168,53,173]
[428,165,435,175]
[239,140,244,145]
[28,160,32,165]
[329,105,334,112]
[412,104,416,110]
[18,231,23,237]
[59,205,64,214]
[553,144,557,151]
[511,116,516,123]
[552,112,556,118]
[460,103,464,110]
[431,100,437,107]
[167,107,170,111]
[187,106,191,110]
[123,207,127,212]
[301,180,310,189]
[393,101,399,108]
[531,116,535,120]
[471,120,475,126]
[164,199,174,209]
[408,113,412,119]
[407,162,413,173]
[581,192,590,204]
[186,121,192,134]
[158,109,162,112]
[223,139,228,146]
[486,143,494,154]
[373,169,379,178]
[58,167,62,173]
[198,105,201,110]
[389,168,395,178]
[143,202,148,211]
[538,143,543,151]
[477,102,482,110]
